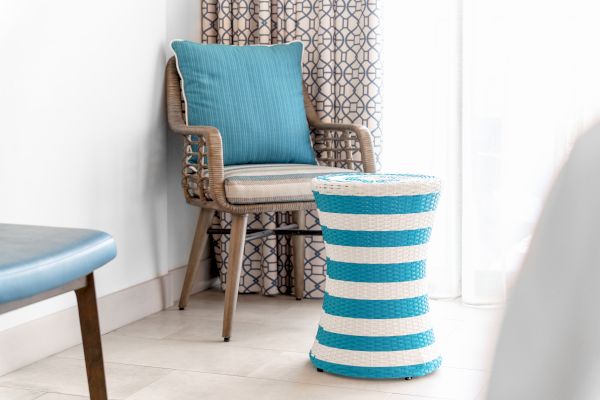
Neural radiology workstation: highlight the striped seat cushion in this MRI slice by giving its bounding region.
[223,164,353,205]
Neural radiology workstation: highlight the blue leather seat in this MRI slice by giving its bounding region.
[0,224,116,304]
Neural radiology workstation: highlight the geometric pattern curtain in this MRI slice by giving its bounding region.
[203,0,383,298]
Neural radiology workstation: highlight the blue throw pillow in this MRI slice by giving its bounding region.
[171,40,316,166]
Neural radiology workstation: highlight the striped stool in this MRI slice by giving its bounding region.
[309,173,442,379]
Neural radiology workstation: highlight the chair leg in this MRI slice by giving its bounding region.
[222,213,248,341]
[292,210,306,300]
[179,208,214,310]
[75,274,107,400]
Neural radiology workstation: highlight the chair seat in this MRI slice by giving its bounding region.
[224,164,355,205]
[0,224,116,304]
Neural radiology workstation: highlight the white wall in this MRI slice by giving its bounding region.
[166,0,206,267]
[0,0,203,358]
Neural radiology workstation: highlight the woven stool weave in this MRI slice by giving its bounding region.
[309,173,442,379]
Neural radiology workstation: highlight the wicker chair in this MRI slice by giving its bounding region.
[165,57,376,341]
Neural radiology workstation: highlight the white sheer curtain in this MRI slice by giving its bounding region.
[381,0,462,299]
[381,0,600,303]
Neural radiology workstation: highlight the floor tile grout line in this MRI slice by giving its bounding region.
[30,391,48,400]
[113,316,323,330]
[0,385,91,400]
[105,367,404,398]
[0,384,46,400]
[54,334,495,374]
[121,369,182,400]
[48,355,181,374]
[104,324,466,348]
[0,378,169,400]
[39,390,108,399]
[37,345,493,399]
[0,384,80,399]
[55,347,493,375]
[0,362,178,399]
[56,347,494,374]
[7,356,448,397]
[34,355,488,398]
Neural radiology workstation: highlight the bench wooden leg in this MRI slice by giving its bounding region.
[179,208,214,310]
[222,213,248,341]
[292,211,306,300]
[75,273,107,400]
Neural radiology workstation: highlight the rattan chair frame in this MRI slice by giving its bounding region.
[165,57,375,341]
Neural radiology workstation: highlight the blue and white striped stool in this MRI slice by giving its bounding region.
[309,173,442,379]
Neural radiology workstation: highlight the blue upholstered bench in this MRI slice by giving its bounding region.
[0,224,116,400]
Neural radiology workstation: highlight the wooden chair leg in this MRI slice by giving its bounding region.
[75,274,107,400]
[179,208,214,310]
[222,213,248,341]
[292,210,306,300]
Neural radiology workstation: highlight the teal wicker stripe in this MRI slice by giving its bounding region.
[316,327,435,352]
[323,294,429,319]
[312,192,440,214]
[309,354,442,379]
[172,41,315,166]
[321,227,432,247]
[326,259,426,282]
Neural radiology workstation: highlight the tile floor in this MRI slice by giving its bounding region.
[0,290,504,400]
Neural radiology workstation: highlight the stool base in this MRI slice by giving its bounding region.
[310,353,442,380]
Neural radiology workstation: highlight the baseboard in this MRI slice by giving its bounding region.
[0,259,213,376]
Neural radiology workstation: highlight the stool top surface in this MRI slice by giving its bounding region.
[0,224,116,304]
[312,173,441,197]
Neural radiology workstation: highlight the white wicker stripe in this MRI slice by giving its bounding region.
[318,211,435,231]
[318,314,433,337]
[325,244,428,264]
[325,278,428,300]
[312,175,441,197]
[311,341,440,367]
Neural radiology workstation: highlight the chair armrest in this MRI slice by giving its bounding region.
[165,56,230,206]
[309,121,376,173]
[169,120,219,138]
[168,116,226,204]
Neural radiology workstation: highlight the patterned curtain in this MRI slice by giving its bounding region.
[203,0,383,298]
